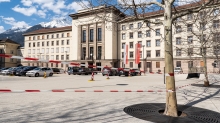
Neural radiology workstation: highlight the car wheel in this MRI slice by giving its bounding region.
[49,73,53,76]
[102,74,104,76]
[35,73,39,77]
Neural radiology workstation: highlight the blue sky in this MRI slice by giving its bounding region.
[0,0,90,33]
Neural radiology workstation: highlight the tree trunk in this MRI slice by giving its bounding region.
[203,56,209,86]
[163,2,178,117]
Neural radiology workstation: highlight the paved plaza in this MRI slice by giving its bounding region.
[0,73,220,123]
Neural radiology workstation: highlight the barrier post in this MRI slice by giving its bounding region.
[88,72,94,81]
[106,72,110,79]
[44,71,47,78]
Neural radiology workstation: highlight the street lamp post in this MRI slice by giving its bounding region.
[142,45,145,75]
[39,52,42,67]
[65,51,67,72]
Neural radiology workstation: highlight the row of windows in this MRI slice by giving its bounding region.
[29,33,70,40]
[122,39,161,48]
[121,20,161,30]
[82,28,102,42]
[122,50,161,58]
[28,47,70,54]
[121,29,160,39]
[127,61,161,68]
[28,54,69,60]
[81,46,102,60]
[27,63,68,68]
[28,40,70,47]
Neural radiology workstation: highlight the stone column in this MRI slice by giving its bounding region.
[77,25,82,60]
[101,22,105,60]
[93,23,97,60]
[86,25,89,59]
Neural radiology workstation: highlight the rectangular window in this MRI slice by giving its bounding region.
[42,35,44,39]
[213,20,219,29]
[138,22,142,28]
[188,48,193,56]
[46,48,49,54]
[33,36,35,40]
[61,33,64,38]
[130,52,134,58]
[29,43,31,47]
[213,8,219,16]
[56,40,59,45]
[56,34,59,38]
[82,30,86,42]
[33,42,35,47]
[176,26,182,33]
[42,42,44,47]
[51,48,54,53]
[122,43,125,49]
[129,32,133,39]
[51,34,54,39]
[61,47,64,53]
[156,29,160,36]
[187,36,193,44]
[176,61,181,67]
[200,23,206,30]
[51,41,54,46]
[146,30,151,37]
[122,52,124,58]
[200,47,206,55]
[47,35,49,39]
[155,39,160,46]
[46,55,49,60]
[33,49,35,54]
[98,28,102,41]
[146,22,150,27]
[56,47,59,53]
[97,46,102,60]
[56,55,59,60]
[37,49,40,53]
[130,62,133,68]
[61,40,64,45]
[67,33,70,37]
[187,24,193,32]
[66,55,69,60]
[51,55,54,60]
[188,61,193,68]
[187,14,193,20]
[176,49,181,56]
[146,40,151,47]
[66,40,69,45]
[156,50,160,57]
[147,51,151,57]
[90,29,94,42]
[89,47,94,59]
[129,42,133,48]
[61,55,64,60]
[82,47,86,60]
[138,41,142,46]
[66,47,70,53]
[37,36,40,40]
[176,37,181,45]
[122,25,126,30]
[47,41,49,46]
[41,48,44,53]
[129,24,133,29]
[200,11,206,19]
[28,49,31,54]
[29,37,31,40]
[156,62,160,68]
[122,33,126,40]
[138,31,142,38]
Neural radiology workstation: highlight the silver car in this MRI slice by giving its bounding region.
[26,67,53,77]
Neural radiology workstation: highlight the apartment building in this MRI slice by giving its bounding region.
[22,26,72,70]
[0,38,21,68]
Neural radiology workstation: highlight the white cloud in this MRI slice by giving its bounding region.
[21,0,32,6]
[12,5,37,16]
[0,16,29,29]
[175,0,199,6]
[0,0,10,3]
[67,1,90,11]
[37,10,47,18]
[0,26,5,33]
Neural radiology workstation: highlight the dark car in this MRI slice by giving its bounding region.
[16,66,38,76]
[15,66,28,76]
[52,68,60,74]
[102,67,118,76]
[77,68,93,75]
[67,67,80,75]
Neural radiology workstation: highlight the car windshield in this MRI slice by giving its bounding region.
[8,68,13,70]
[33,68,41,70]
[175,68,181,70]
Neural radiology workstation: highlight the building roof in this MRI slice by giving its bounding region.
[23,26,72,36]
[0,38,20,45]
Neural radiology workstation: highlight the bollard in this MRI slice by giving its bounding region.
[128,71,131,77]
[44,71,47,78]
[88,72,94,81]
[106,73,110,79]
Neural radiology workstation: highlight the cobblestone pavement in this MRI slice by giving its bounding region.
[0,73,219,123]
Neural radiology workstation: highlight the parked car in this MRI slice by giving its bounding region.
[130,68,141,76]
[26,67,54,77]
[9,66,27,75]
[118,68,131,76]
[59,68,65,74]
[0,67,10,74]
[1,67,17,75]
[174,67,183,73]
[67,67,80,75]
[52,68,60,74]
[15,66,30,76]
[16,66,38,76]
[102,67,118,76]
[77,68,93,75]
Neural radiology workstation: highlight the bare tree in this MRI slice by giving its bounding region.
[74,0,220,117]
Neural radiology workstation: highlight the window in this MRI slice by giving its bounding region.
[61,33,64,38]
[200,47,206,55]
[138,41,142,46]
[98,28,102,41]
[61,55,64,60]
[156,29,160,36]
[213,33,220,42]
[129,32,133,39]
[138,22,142,28]
[140,51,142,58]
[66,55,69,60]
[187,36,193,44]
[200,34,206,42]
[82,47,86,60]
[46,48,49,54]
[200,11,206,19]
[156,39,160,46]
[156,50,160,57]
[89,47,94,59]
[187,24,193,32]
[41,48,44,53]
[56,34,59,38]
[56,47,59,53]
[47,41,49,46]
[146,22,150,27]
[67,33,70,37]
[61,47,64,53]
[33,36,35,40]
[122,25,126,30]
[97,46,102,60]
[28,49,31,54]
[90,29,94,42]
[51,55,54,60]
[213,20,219,29]
[60,40,64,45]
[176,37,181,45]
[138,31,142,38]
[122,43,125,49]
[47,35,49,39]
[213,9,219,16]
[188,48,193,56]
[213,46,220,55]
[129,24,133,29]
[176,61,181,67]
[66,47,70,53]
[156,62,160,68]
[147,51,151,57]
[122,52,124,58]
[42,42,44,47]
[29,43,31,47]
[51,41,54,46]
[33,49,35,54]
[129,52,134,58]
[56,55,59,60]
[200,23,206,30]
[37,36,40,40]
[51,34,54,39]
[37,49,40,53]
[56,40,59,45]
[42,35,44,39]
[176,49,181,56]
[129,42,133,48]
[10,50,14,54]
[29,37,31,40]
[46,55,49,60]
[155,19,160,26]
[67,40,69,45]
[187,14,193,20]
[122,33,126,40]
[146,30,151,37]
[146,40,151,47]
[176,26,182,33]
[82,30,86,42]
[130,62,133,68]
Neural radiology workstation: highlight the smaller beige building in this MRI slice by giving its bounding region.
[0,38,21,68]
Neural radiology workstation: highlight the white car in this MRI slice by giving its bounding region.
[26,67,53,77]
[174,67,183,73]
[1,67,17,75]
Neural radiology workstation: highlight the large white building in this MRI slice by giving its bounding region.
[22,5,220,73]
